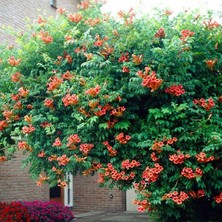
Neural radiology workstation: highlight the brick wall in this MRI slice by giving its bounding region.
[73,173,126,212]
[0,0,80,44]
[0,0,79,203]
[0,151,49,202]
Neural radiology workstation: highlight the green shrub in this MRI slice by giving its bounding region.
[0,1,222,221]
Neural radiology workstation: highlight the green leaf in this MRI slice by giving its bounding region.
[99,123,108,129]
[114,120,130,130]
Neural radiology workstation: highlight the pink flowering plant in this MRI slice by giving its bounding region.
[0,202,31,222]
[0,0,222,221]
[0,201,74,222]
[22,201,74,222]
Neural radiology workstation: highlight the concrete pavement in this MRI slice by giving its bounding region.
[73,211,151,222]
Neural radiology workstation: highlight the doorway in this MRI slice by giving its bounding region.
[49,173,73,207]
[50,185,64,204]
[126,188,138,211]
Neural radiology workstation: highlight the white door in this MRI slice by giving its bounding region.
[126,188,138,211]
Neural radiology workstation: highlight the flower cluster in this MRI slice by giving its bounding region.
[204,19,220,30]
[2,110,19,121]
[100,44,114,58]
[164,191,189,204]
[152,137,177,153]
[64,54,73,63]
[133,181,148,191]
[47,75,63,91]
[154,28,165,38]
[57,154,70,166]
[193,98,215,111]
[85,85,101,96]
[58,179,67,188]
[206,59,217,71]
[165,84,185,96]
[94,104,112,116]
[110,106,126,117]
[169,153,190,164]
[213,192,222,203]
[8,56,21,66]
[79,0,91,10]
[48,154,57,162]
[17,141,32,152]
[0,120,8,131]
[196,152,214,163]
[67,13,83,23]
[37,16,46,24]
[85,17,101,27]
[103,141,117,156]
[24,115,32,123]
[98,162,136,183]
[22,124,35,134]
[180,29,195,42]
[121,159,141,169]
[142,163,163,183]
[122,66,130,73]
[152,141,164,153]
[62,71,74,80]
[38,30,53,44]
[52,166,63,175]
[188,190,205,199]
[133,199,151,212]
[11,72,22,82]
[138,68,163,92]
[115,132,131,144]
[181,167,203,179]
[118,52,129,62]
[107,118,118,129]
[40,121,51,128]
[118,8,135,25]
[132,54,143,65]
[67,134,81,150]
[82,162,102,175]
[36,174,49,186]
[38,150,46,158]
[74,154,87,163]
[52,137,62,147]
[62,93,78,106]
[0,156,7,162]
[79,143,94,155]
[44,98,54,109]
[150,152,159,162]
[18,87,29,97]
[94,35,108,47]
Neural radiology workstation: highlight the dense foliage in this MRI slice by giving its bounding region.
[0,0,222,221]
[0,201,74,222]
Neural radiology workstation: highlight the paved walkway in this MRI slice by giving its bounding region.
[72,211,151,222]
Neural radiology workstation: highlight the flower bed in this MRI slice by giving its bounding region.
[0,202,31,222]
[0,201,74,222]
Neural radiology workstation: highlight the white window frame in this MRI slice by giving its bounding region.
[64,172,73,207]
